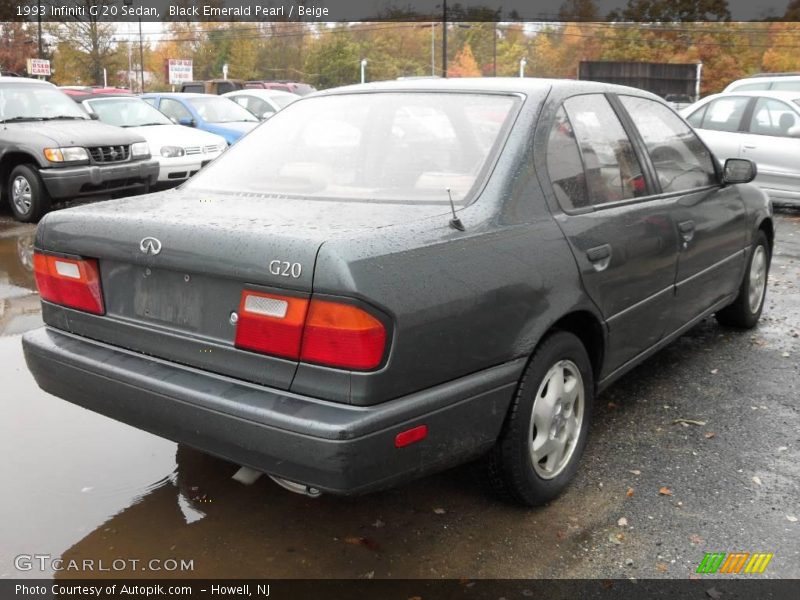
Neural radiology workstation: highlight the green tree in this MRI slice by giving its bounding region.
[304,28,362,89]
[609,0,731,22]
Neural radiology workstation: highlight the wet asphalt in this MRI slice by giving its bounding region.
[0,206,797,580]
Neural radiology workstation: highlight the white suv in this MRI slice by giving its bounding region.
[724,74,800,93]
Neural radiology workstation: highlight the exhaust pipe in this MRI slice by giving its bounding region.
[268,475,322,498]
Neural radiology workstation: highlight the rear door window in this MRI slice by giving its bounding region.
[620,96,717,194]
[747,98,800,137]
[555,94,646,208]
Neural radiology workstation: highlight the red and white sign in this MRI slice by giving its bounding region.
[27,59,51,76]
[167,59,193,85]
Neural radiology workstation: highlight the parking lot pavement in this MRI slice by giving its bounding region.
[1,209,798,580]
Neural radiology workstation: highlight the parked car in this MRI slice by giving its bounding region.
[245,81,317,96]
[179,80,245,95]
[141,93,259,145]
[681,91,800,206]
[222,89,300,120]
[79,95,227,186]
[724,73,800,93]
[664,93,693,111]
[23,79,772,506]
[60,86,132,99]
[0,77,158,222]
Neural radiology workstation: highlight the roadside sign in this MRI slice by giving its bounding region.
[167,59,193,85]
[27,58,51,76]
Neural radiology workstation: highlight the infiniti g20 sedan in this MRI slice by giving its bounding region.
[23,79,773,506]
[682,91,800,206]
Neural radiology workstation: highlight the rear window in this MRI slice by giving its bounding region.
[185,92,520,203]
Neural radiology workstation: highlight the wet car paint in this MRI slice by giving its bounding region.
[1,210,798,579]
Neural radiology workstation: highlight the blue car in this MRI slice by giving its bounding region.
[142,93,259,145]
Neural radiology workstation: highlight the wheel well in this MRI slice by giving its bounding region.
[0,152,40,201]
[550,311,605,383]
[758,218,774,253]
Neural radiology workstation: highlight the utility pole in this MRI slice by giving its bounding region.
[37,1,43,58]
[492,23,497,77]
[360,59,367,84]
[441,0,447,78]
[138,15,145,92]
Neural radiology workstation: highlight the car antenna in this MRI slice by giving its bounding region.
[446,188,465,231]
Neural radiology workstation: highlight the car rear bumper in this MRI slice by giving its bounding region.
[22,327,522,495]
[39,160,160,199]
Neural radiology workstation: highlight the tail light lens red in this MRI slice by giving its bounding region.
[33,253,105,315]
[234,290,387,370]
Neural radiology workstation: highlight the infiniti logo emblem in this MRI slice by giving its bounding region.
[140,237,162,256]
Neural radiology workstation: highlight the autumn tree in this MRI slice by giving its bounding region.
[609,0,731,22]
[0,23,37,75]
[449,43,481,77]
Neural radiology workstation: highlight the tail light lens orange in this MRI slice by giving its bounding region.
[300,299,387,370]
[234,290,387,370]
[33,253,105,315]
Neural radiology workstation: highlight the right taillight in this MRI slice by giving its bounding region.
[234,290,387,370]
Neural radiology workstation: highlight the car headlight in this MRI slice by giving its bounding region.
[160,145,185,158]
[131,142,150,158]
[43,147,89,163]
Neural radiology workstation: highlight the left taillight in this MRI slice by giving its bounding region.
[33,252,105,315]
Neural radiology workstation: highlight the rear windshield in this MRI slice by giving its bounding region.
[185,92,520,203]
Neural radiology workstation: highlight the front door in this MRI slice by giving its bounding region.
[618,95,747,328]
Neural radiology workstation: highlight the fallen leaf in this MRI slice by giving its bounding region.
[673,419,707,426]
[628,469,641,476]
[626,487,635,498]
[659,486,673,496]
[690,534,703,544]
[344,537,381,552]
[787,515,798,522]
[617,517,628,527]
[433,507,446,515]
[704,432,716,439]
[710,369,718,374]
[657,563,669,572]
[706,587,722,600]
[556,530,566,540]
[782,352,790,358]
[752,476,762,486]
[408,596,422,600]
[608,402,620,410]
[372,519,385,528]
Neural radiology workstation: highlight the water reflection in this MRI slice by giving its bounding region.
[0,222,40,336]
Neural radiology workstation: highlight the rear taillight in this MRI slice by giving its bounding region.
[300,299,386,370]
[234,290,387,370]
[33,253,105,315]
[234,291,309,359]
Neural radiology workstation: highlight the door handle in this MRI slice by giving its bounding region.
[678,220,695,246]
[743,144,757,149]
[586,244,611,272]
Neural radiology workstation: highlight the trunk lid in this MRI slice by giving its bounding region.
[37,189,450,390]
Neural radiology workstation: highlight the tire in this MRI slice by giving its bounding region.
[7,164,51,223]
[486,331,594,506]
[715,230,770,329]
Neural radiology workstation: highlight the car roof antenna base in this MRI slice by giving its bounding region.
[447,188,465,232]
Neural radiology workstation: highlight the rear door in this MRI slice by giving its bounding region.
[618,95,747,328]
[739,97,800,198]
[546,94,680,372]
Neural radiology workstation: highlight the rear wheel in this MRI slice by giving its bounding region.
[715,230,770,329]
[486,331,594,506]
[7,164,51,223]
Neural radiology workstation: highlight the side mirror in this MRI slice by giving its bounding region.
[261,111,275,120]
[89,113,100,120]
[723,158,757,185]
[178,117,196,127]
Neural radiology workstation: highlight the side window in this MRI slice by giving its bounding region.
[159,98,192,122]
[546,106,589,211]
[730,82,768,92]
[699,97,749,132]
[561,94,646,206]
[142,97,157,107]
[685,105,707,128]
[771,81,800,91]
[748,98,799,137]
[620,96,717,194]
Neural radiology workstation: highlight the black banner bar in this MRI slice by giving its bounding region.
[3,0,800,23]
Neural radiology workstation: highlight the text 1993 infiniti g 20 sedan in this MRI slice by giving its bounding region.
[22,79,772,505]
